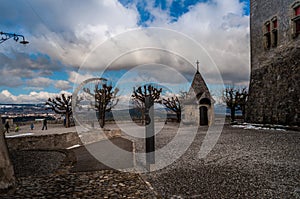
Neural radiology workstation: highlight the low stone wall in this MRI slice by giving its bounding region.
[6,129,122,151]
[6,132,81,151]
[79,129,121,145]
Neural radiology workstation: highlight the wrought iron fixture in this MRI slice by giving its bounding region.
[0,31,29,44]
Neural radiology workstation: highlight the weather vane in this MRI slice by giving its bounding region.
[0,31,29,45]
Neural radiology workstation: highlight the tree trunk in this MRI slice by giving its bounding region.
[140,109,145,125]
[99,114,105,128]
[176,112,181,123]
[65,113,70,128]
[230,106,236,122]
[99,109,105,128]
[0,121,15,190]
[241,105,246,121]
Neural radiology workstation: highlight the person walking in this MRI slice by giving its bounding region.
[42,119,47,130]
[4,121,9,133]
[15,124,19,132]
[30,123,34,130]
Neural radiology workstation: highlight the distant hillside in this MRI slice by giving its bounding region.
[0,103,52,114]
[0,103,241,123]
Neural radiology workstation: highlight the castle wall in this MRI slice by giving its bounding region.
[246,0,300,125]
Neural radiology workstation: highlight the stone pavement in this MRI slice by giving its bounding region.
[70,137,134,172]
[3,123,300,198]
[2,170,158,199]
[2,136,158,198]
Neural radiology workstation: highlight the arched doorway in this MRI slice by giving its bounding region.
[200,106,208,126]
[199,98,211,126]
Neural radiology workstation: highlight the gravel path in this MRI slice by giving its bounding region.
[136,125,300,198]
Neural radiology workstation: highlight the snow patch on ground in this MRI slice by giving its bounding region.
[66,144,81,150]
[232,124,286,131]
[6,133,34,138]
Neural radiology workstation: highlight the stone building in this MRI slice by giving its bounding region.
[182,62,214,126]
[246,0,300,126]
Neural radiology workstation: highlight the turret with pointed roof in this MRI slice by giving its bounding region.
[188,61,212,101]
[182,61,214,126]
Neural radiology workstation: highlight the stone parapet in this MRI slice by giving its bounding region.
[6,129,122,150]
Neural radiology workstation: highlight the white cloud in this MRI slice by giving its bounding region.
[26,77,53,88]
[68,71,96,85]
[0,90,72,104]
[0,0,250,104]
[0,90,17,102]
[71,0,250,87]
[153,0,250,86]
[103,0,249,86]
[16,0,139,67]
[0,0,139,91]
[55,80,72,90]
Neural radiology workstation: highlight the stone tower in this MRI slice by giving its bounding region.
[183,61,214,126]
[246,0,300,126]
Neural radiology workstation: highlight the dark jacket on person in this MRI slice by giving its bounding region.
[5,122,9,129]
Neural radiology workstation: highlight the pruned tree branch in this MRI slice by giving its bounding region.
[46,93,73,127]
[162,96,181,122]
[223,86,248,122]
[83,82,119,128]
[131,85,163,124]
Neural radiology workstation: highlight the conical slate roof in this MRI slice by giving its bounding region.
[188,69,210,100]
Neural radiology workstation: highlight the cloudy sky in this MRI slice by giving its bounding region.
[0,0,250,104]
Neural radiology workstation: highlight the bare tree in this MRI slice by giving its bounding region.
[46,94,72,128]
[237,87,248,119]
[84,82,119,128]
[223,86,248,123]
[131,99,145,123]
[162,96,181,122]
[131,85,162,124]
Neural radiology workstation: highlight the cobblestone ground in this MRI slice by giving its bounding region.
[3,140,157,199]
[2,124,300,198]
[2,170,157,198]
[137,125,300,198]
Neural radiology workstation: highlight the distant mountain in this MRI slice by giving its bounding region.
[0,103,52,115]
[0,103,45,107]
[0,103,241,119]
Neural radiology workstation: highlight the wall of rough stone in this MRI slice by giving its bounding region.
[6,132,81,151]
[6,129,122,151]
[246,0,300,126]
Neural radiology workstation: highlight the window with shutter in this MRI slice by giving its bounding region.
[292,2,300,37]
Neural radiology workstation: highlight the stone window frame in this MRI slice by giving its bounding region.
[263,21,271,50]
[263,16,279,50]
[291,1,300,38]
[271,16,278,47]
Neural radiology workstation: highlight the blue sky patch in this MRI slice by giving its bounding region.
[119,0,249,25]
